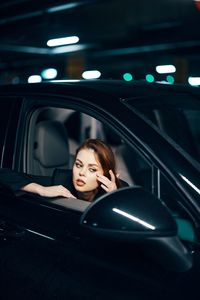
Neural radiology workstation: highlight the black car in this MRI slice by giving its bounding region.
[0,80,200,299]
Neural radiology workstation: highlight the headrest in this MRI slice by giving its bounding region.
[34,120,69,167]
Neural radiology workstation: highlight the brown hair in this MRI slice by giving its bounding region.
[75,138,120,188]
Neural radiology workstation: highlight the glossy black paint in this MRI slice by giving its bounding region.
[0,190,82,240]
[81,187,177,240]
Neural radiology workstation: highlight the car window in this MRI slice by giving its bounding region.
[24,105,153,201]
[159,171,197,244]
[124,93,200,164]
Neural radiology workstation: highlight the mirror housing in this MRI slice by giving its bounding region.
[80,187,177,241]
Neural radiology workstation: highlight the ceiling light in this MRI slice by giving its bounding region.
[47,36,79,47]
[41,68,57,79]
[146,74,154,83]
[166,75,174,84]
[156,65,176,74]
[123,73,133,81]
[28,75,42,83]
[188,77,200,86]
[82,70,101,79]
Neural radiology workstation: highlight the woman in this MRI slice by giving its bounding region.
[0,139,128,202]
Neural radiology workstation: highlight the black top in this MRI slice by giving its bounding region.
[0,168,128,201]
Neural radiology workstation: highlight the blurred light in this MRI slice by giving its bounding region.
[12,76,20,84]
[156,81,171,84]
[28,75,42,83]
[41,68,57,79]
[194,0,200,11]
[188,77,200,86]
[123,73,133,81]
[82,70,101,79]
[51,44,87,54]
[166,75,175,84]
[50,79,80,83]
[146,74,154,83]
[156,65,176,74]
[47,36,79,47]
[47,3,78,13]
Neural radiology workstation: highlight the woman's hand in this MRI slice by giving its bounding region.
[21,183,76,198]
[40,185,76,198]
[96,170,118,193]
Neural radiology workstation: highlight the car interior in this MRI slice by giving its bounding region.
[23,105,198,245]
[27,107,138,185]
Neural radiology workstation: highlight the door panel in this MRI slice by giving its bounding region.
[0,191,82,240]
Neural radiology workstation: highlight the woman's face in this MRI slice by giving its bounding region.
[72,148,104,192]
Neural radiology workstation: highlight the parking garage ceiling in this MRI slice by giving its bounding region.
[0,0,199,83]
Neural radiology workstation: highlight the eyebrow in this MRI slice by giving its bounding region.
[76,158,99,167]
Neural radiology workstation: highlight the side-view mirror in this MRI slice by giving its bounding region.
[80,186,177,241]
[80,187,193,272]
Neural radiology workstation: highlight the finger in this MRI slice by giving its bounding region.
[109,170,116,182]
[68,194,76,199]
[96,174,110,186]
[100,184,109,192]
[64,193,76,199]
[64,191,76,198]
[60,187,76,198]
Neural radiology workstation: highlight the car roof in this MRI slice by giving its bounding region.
[0,79,199,100]
[53,79,200,99]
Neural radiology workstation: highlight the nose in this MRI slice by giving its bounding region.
[79,167,87,176]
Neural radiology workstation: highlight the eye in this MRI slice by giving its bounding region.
[89,168,97,173]
[75,162,82,168]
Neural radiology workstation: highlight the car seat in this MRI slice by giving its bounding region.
[33,120,74,176]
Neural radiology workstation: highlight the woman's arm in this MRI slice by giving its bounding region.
[21,182,76,198]
[0,168,43,192]
[0,168,76,198]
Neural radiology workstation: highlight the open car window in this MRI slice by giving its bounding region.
[26,105,152,187]
[18,104,153,212]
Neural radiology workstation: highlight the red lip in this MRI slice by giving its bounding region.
[76,179,85,186]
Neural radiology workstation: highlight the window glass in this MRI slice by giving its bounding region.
[124,94,200,164]
[160,171,197,243]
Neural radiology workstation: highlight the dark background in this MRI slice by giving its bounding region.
[0,0,199,84]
